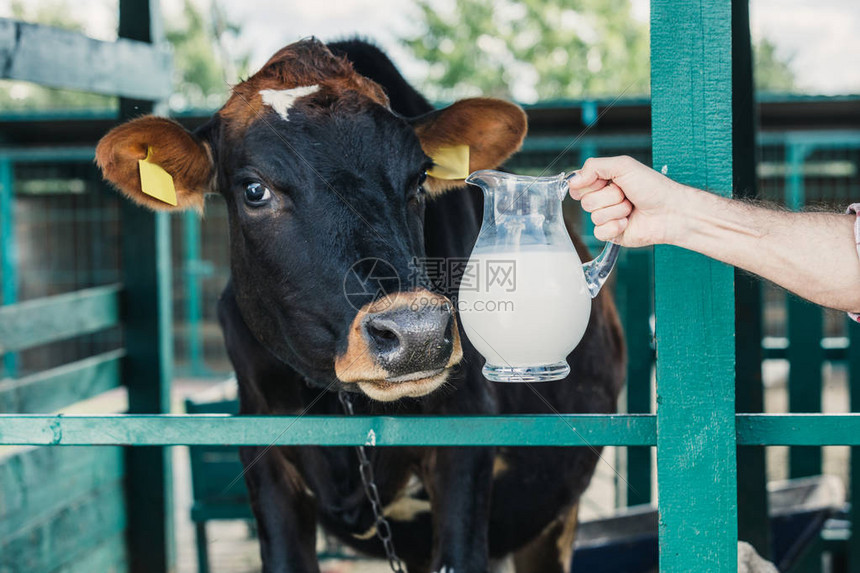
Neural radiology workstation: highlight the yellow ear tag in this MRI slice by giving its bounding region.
[427,145,470,180]
[138,147,177,206]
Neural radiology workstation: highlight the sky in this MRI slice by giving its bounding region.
[1,0,859,98]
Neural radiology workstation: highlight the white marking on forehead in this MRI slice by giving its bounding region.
[259,85,320,121]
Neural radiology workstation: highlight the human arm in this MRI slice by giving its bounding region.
[567,155,860,314]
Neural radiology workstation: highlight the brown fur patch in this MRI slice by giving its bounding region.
[335,289,463,385]
[492,454,510,477]
[415,98,528,195]
[95,115,213,212]
[219,38,389,135]
[512,503,579,573]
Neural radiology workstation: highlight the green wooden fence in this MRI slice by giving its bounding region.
[1,2,174,572]
[2,1,860,572]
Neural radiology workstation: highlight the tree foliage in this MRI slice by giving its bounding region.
[754,36,795,93]
[402,0,650,102]
[0,0,248,112]
[402,0,797,102]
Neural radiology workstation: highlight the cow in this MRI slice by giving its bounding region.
[95,38,625,573]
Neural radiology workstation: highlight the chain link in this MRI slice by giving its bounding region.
[338,391,407,573]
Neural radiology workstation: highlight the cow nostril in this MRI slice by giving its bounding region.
[365,321,401,354]
[442,311,454,344]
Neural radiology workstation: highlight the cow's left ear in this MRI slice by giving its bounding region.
[96,115,214,213]
[412,98,527,194]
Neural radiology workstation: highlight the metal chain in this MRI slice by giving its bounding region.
[338,391,407,573]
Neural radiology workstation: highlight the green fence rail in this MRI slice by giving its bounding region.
[2,413,860,447]
[2,1,860,572]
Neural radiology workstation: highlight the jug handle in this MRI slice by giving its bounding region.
[564,172,621,298]
[582,240,620,298]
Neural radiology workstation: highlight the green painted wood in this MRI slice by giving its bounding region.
[0,349,124,413]
[622,248,654,506]
[732,0,769,556]
[0,414,658,446]
[787,296,824,478]
[0,447,124,541]
[0,19,171,100]
[737,414,860,445]
[651,0,738,570]
[0,480,126,572]
[0,157,18,376]
[52,534,127,573]
[117,1,173,570]
[2,413,860,446]
[849,319,860,573]
[182,211,208,377]
[0,284,121,353]
[762,338,848,362]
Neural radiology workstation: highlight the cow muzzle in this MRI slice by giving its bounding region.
[335,289,464,401]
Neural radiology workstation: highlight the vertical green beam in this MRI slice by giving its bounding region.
[787,296,823,478]
[732,0,769,557]
[579,137,598,250]
[183,210,206,376]
[624,247,653,506]
[785,144,807,211]
[118,1,174,572]
[849,319,860,573]
[0,158,19,376]
[652,1,738,571]
[785,143,823,479]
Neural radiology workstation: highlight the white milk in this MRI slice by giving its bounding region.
[457,246,591,367]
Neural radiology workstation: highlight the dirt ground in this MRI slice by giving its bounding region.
[172,360,851,572]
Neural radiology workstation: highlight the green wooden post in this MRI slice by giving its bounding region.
[787,297,823,479]
[118,1,174,572]
[624,248,653,506]
[785,144,824,479]
[732,0,770,556]
[850,319,860,572]
[0,158,19,377]
[183,210,206,377]
[652,1,738,570]
[579,140,598,250]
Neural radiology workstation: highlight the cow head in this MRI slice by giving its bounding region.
[96,38,526,401]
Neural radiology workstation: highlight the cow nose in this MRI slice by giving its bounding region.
[362,301,455,377]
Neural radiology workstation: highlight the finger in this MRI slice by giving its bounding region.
[580,155,639,182]
[580,183,625,212]
[594,218,629,242]
[569,177,609,200]
[591,199,633,226]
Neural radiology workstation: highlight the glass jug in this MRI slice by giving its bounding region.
[458,170,620,382]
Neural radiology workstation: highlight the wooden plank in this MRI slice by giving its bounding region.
[651,0,738,570]
[0,414,659,446]
[0,446,124,541]
[52,534,128,573]
[0,157,18,376]
[0,413,859,446]
[0,480,126,572]
[737,414,860,445]
[787,296,824,477]
[622,248,654,506]
[848,319,860,573]
[0,284,121,353]
[118,5,174,570]
[0,350,124,413]
[0,19,171,100]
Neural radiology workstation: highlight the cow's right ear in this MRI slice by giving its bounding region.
[95,115,214,213]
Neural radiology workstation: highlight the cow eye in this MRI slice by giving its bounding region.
[417,171,428,186]
[244,182,271,205]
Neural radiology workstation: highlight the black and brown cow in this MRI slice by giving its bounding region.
[96,38,625,573]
